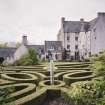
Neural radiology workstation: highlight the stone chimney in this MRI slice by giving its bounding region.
[22,35,28,45]
[80,18,84,22]
[61,17,65,29]
[98,12,105,17]
[61,17,65,23]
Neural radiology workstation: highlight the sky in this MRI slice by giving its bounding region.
[0,0,105,45]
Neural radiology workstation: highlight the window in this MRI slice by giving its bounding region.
[95,36,96,40]
[67,45,70,49]
[93,28,96,32]
[75,32,79,35]
[67,36,70,41]
[75,45,78,50]
[75,37,78,41]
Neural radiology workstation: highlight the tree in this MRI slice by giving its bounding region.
[14,48,38,66]
[0,43,8,48]
[16,42,21,48]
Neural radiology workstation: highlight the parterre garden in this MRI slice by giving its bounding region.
[0,61,95,105]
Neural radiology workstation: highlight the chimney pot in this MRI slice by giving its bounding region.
[98,12,105,17]
[61,17,65,23]
[80,18,84,22]
[22,35,28,45]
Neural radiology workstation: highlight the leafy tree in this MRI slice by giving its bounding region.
[0,43,8,48]
[16,42,21,48]
[14,48,38,66]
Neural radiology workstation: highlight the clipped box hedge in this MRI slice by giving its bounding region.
[6,87,68,105]
[63,71,95,85]
[1,73,38,84]
[39,80,65,88]
[7,87,47,105]
[54,70,86,80]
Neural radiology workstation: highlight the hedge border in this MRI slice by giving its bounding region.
[63,71,95,85]
[39,80,65,88]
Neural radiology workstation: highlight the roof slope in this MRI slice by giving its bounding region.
[0,48,16,58]
[63,21,89,33]
[26,45,45,54]
[45,41,62,51]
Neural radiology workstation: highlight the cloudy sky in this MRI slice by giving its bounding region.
[0,0,105,44]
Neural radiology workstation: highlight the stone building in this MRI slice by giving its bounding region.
[57,12,105,60]
[0,35,45,64]
[45,41,63,61]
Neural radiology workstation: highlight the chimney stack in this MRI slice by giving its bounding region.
[22,35,28,45]
[80,18,84,22]
[61,17,65,23]
[98,12,105,17]
[61,17,65,28]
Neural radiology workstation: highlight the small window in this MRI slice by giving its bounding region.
[75,45,78,49]
[75,37,78,41]
[67,45,70,49]
[67,36,70,41]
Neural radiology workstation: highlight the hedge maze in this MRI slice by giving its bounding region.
[0,62,95,105]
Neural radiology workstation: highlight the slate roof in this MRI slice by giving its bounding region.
[63,21,89,33]
[0,48,16,59]
[26,45,45,54]
[45,41,62,52]
[62,18,99,33]
[89,18,98,30]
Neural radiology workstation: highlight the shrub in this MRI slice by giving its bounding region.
[91,52,105,78]
[69,80,105,105]
[0,86,14,105]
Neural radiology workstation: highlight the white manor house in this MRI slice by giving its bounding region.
[0,12,105,63]
[57,12,105,60]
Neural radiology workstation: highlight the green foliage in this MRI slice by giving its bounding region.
[0,87,14,105]
[96,96,105,105]
[14,48,38,66]
[69,52,105,105]
[69,80,105,105]
[92,61,105,77]
[0,43,8,48]
[16,42,21,48]
[91,52,105,78]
